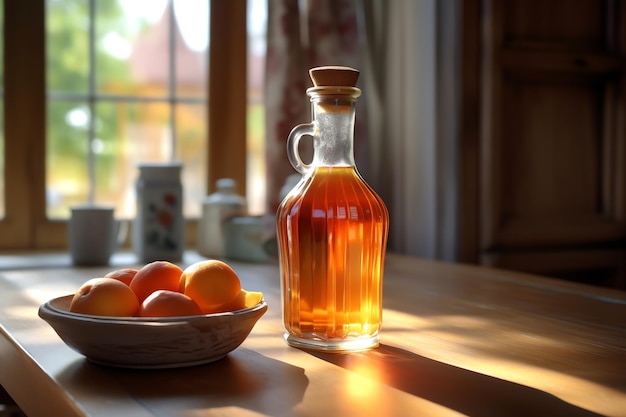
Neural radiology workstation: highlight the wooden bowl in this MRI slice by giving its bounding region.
[39,295,267,369]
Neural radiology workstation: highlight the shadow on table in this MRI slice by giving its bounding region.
[308,344,605,417]
[56,347,308,416]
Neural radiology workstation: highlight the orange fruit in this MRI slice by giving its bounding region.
[70,277,140,317]
[212,289,264,313]
[104,268,138,286]
[180,260,242,314]
[138,290,202,317]
[129,261,183,302]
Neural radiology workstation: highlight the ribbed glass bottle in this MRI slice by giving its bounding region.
[276,67,389,351]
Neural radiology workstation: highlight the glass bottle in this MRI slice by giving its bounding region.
[276,66,389,352]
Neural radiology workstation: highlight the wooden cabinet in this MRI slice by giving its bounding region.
[458,0,626,288]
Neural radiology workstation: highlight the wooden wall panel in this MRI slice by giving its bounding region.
[469,0,626,288]
[503,0,606,51]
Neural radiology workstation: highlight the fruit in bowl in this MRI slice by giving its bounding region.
[38,259,267,368]
[68,259,264,318]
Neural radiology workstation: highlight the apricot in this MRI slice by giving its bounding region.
[138,290,202,317]
[212,289,264,313]
[104,268,138,286]
[129,261,183,302]
[69,277,140,317]
[180,260,241,314]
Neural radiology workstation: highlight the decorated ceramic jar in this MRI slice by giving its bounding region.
[133,162,184,263]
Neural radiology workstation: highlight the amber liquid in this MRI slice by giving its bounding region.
[277,166,389,350]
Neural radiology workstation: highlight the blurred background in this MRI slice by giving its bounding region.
[1,0,625,289]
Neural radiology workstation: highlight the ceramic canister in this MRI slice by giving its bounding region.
[133,162,184,263]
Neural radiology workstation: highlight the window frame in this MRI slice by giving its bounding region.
[0,0,246,250]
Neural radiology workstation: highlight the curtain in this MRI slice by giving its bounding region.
[363,0,450,259]
[265,0,458,260]
[264,0,365,212]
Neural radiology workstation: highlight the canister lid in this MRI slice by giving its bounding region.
[137,162,182,180]
[216,178,237,190]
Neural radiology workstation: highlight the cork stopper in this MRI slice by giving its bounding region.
[309,66,359,87]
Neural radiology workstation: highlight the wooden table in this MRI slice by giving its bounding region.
[1,252,625,417]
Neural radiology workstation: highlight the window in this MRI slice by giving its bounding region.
[46,0,209,219]
[0,0,266,250]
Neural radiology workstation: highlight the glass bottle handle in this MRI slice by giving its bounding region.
[287,122,316,175]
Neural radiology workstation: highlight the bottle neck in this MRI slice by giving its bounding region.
[308,87,360,167]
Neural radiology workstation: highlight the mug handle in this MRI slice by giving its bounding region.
[286,122,316,175]
[115,219,129,248]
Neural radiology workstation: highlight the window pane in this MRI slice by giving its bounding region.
[124,101,172,161]
[247,103,265,214]
[46,0,90,93]
[106,99,172,218]
[97,0,169,97]
[46,101,91,218]
[174,0,209,98]
[93,101,135,212]
[176,103,206,218]
[247,0,266,214]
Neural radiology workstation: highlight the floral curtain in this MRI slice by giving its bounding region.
[265,0,457,260]
[264,0,365,211]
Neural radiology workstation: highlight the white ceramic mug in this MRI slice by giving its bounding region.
[223,215,274,262]
[69,205,125,266]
